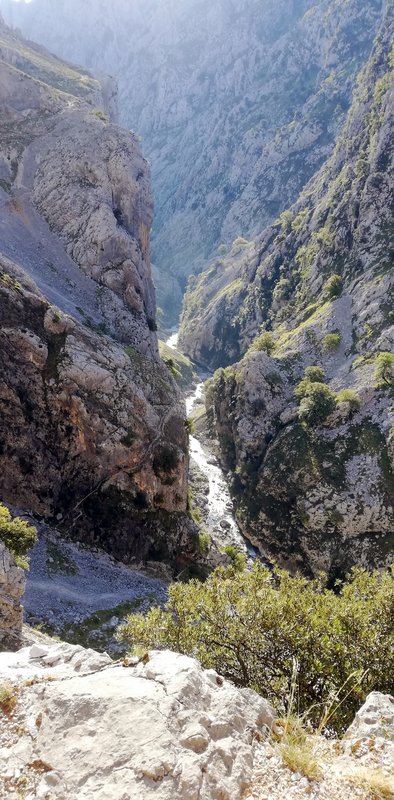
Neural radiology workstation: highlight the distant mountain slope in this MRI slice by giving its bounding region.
[0,0,385,323]
[181,3,394,578]
[0,15,199,571]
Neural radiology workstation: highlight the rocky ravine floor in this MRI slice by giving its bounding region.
[22,520,168,654]
[0,634,393,800]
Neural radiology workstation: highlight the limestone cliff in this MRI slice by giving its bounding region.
[0,0,385,324]
[182,6,394,578]
[0,18,199,571]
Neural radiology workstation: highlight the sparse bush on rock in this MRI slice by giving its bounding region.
[0,505,37,569]
[375,351,394,388]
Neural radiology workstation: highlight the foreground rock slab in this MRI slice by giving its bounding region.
[0,643,275,799]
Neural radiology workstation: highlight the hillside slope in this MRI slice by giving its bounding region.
[181,5,394,577]
[0,17,199,571]
[0,0,385,323]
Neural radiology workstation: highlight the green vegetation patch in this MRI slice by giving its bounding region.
[0,504,37,569]
[121,561,394,733]
[159,341,197,389]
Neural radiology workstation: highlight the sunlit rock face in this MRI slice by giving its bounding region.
[0,17,199,571]
[181,5,394,579]
[0,542,25,652]
[0,0,385,323]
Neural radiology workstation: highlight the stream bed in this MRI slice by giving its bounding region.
[167,332,255,556]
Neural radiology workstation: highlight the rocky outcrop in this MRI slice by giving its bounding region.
[182,6,394,577]
[0,642,275,799]
[0,19,199,571]
[0,543,25,652]
[344,692,394,746]
[1,0,385,324]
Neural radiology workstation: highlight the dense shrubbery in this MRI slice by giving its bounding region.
[295,375,337,425]
[121,561,394,733]
[0,504,37,569]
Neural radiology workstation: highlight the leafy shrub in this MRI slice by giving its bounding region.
[324,274,343,299]
[304,365,326,383]
[198,531,211,555]
[322,332,342,352]
[375,352,394,388]
[121,561,394,733]
[185,417,195,434]
[0,505,37,569]
[336,388,361,411]
[251,331,276,356]
[222,545,246,572]
[295,373,336,425]
[232,236,249,249]
[298,385,337,424]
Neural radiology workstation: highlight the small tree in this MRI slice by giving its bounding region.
[252,331,276,356]
[295,370,336,426]
[375,352,394,388]
[0,505,37,569]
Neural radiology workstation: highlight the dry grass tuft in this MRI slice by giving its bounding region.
[347,767,394,799]
[279,738,322,780]
[0,681,18,716]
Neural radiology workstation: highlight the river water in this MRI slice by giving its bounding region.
[166,331,254,555]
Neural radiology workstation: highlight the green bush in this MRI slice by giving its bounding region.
[251,331,276,356]
[0,505,37,569]
[375,352,394,388]
[336,388,361,411]
[121,561,394,733]
[324,274,343,299]
[322,332,342,353]
[295,371,336,425]
[298,385,337,424]
[304,365,326,383]
[198,531,211,555]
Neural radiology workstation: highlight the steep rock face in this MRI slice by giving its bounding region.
[0,0,385,323]
[185,8,394,577]
[0,542,25,652]
[0,19,198,570]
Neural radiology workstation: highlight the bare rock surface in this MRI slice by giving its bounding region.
[180,6,394,577]
[2,0,385,324]
[0,18,200,570]
[0,543,25,652]
[0,643,275,800]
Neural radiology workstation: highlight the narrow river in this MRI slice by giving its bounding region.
[166,331,254,556]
